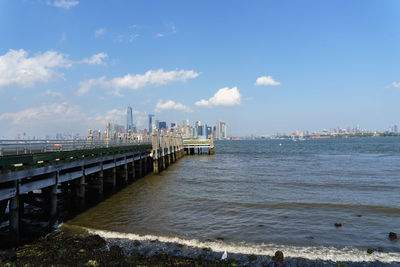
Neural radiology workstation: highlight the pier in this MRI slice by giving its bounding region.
[0,131,188,244]
[183,137,215,155]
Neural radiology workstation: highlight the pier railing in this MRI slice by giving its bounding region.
[0,138,152,157]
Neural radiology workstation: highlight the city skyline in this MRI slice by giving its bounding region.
[1,1,400,138]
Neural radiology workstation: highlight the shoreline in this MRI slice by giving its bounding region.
[0,224,396,267]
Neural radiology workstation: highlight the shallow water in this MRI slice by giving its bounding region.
[67,138,400,262]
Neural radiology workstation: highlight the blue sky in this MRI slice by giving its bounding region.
[0,0,399,138]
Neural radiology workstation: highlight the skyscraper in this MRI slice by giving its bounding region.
[148,114,154,133]
[215,120,227,140]
[126,105,136,133]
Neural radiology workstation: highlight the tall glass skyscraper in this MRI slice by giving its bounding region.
[126,106,135,133]
[148,114,154,133]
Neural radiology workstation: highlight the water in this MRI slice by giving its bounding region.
[67,138,400,262]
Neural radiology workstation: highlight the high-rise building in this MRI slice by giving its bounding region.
[126,106,136,133]
[159,121,167,131]
[206,126,212,138]
[215,120,227,140]
[148,114,155,133]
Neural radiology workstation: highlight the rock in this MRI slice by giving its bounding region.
[367,248,374,254]
[109,246,123,259]
[133,240,141,247]
[0,250,17,262]
[274,250,284,262]
[334,223,342,228]
[215,237,225,241]
[389,232,397,241]
[248,254,257,261]
[84,235,106,249]
[202,247,211,252]
[84,259,99,267]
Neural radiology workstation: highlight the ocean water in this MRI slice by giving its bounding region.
[67,138,400,263]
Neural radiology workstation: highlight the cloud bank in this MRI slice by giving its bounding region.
[195,87,241,107]
[77,69,200,96]
[0,49,71,89]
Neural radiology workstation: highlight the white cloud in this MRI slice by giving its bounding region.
[77,77,106,96]
[43,89,64,99]
[155,100,192,113]
[81,52,108,65]
[0,49,71,89]
[0,103,134,138]
[95,28,106,38]
[47,0,79,9]
[392,82,400,88]
[77,69,200,96]
[0,102,83,126]
[129,34,139,42]
[155,33,164,38]
[255,75,280,86]
[128,25,137,29]
[195,86,241,107]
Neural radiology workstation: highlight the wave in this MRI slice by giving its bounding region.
[63,224,400,263]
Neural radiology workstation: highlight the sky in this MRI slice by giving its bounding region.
[0,0,400,138]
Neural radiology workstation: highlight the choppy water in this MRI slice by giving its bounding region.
[67,138,400,262]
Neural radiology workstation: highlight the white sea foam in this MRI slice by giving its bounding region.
[64,224,400,263]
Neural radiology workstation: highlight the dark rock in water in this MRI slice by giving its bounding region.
[215,237,225,241]
[356,214,362,217]
[202,247,211,252]
[0,249,16,262]
[133,240,141,247]
[389,232,397,241]
[108,245,123,259]
[84,235,106,249]
[258,224,265,227]
[205,239,213,242]
[305,235,314,240]
[274,250,284,262]
[248,254,257,261]
[334,223,342,228]
[367,248,374,254]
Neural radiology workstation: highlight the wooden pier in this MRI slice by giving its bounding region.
[0,132,185,244]
[183,137,215,155]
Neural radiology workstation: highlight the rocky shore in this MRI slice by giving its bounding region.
[0,226,396,267]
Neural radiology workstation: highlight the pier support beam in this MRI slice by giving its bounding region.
[73,176,85,208]
[153,158,159,174]
[9,183,19,243]
[0,200,7,220]
[105,168,116,190]
[143,157,148,175]
[48,184,57,226]
[123,164,128,184]
[131,162,136,180]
